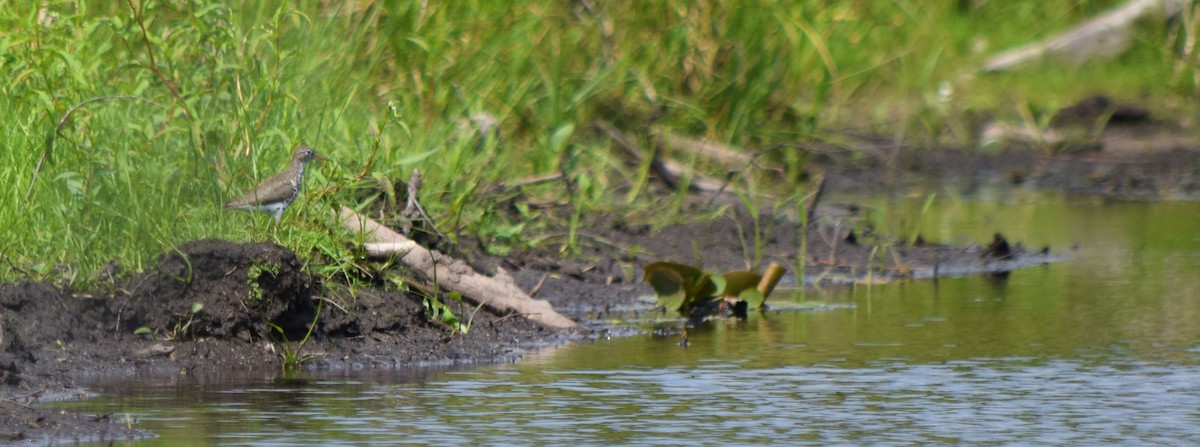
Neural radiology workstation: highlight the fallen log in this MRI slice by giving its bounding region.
[981,0,1185,72]
[362,241,419,258]
[657,130,752,165]
[338,206,580,330]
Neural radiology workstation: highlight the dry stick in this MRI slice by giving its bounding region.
[338,206,579,330]
[362,241,419,258]
[704,170,741,209]
[538,230,621,251]
[593,120,641,162]
[594,120,728,192]
[316,297,350,315]
[982,0,1185,72]
[659,135,805,199]
[657,154,729,192]
[399,169,447,241]
[815,221,843,283]
[0,398,36,410]
[699,143,797,208]
[24,95,161,209]
[657,130,752,165]
[593,120,675,190]
[804,174,827,226]
[660,137,799,209]
[528,273,551,298]
[497,173,564,190]
[0,252,31,278]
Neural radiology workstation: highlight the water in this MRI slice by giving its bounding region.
[59,189,1200,445]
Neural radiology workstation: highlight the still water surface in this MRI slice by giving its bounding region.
[62,189,1200,445]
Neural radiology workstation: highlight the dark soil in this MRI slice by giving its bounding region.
[2,113,1197,444]
[0,240,556,444]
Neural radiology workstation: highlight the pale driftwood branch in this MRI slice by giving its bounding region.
[982,0,1185,72]
[362,241,419,258]
[657,158,729,192]
[497,173,563,190]
[657,130,752,165]
[338,206,579,330]
[398,169,448,241]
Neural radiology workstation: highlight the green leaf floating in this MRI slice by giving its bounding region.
[719,271,761,298]
[644,261,719,313]
[737,288,766,308]
[644,262,781,317]
[644,262,690,313]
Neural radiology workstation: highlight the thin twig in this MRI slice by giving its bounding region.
[316,296,350,315]
[496,173,563,190]
[593,120,677,190]
[492,311,527,324]
[400,169,448,241]
[534,231,622,251]
[126,0,190,119]
[0,398,37,410]
[804,174,827,225]
[528,273,550,298]
[23,95,160,209]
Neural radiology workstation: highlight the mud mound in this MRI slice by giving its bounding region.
[0,282,114,384]
[119,239,316,342]
[320,285,420,337]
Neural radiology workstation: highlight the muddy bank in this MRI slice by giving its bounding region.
[4,217,1046,381]
[6,122,1196,442]
[503,211,1052,318]
[0,239,564,444]
[0,201,1053,444]
[815,125,1200,200]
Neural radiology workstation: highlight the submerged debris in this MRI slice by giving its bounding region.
[984,233,1014,260]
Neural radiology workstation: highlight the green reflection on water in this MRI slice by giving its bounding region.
[853,189,1200,355]
[524,189,1200,371]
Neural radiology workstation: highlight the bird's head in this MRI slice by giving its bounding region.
[293,145,324,164]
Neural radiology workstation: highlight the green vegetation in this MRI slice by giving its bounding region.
[644,261,784,321]
[421,290,484,335]
[135,301,204,341]
[246,262,281,305]
[1,1,1195,285]
[269,296,323,371]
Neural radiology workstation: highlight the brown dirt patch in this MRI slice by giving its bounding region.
[2,238,559,379]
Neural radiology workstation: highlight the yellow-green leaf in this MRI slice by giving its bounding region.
[720,271,762,298]
[738,289,766,308]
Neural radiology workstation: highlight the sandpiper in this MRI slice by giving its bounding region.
[225,145,321,236]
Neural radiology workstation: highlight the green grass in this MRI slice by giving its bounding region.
[1,0,1196,285]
